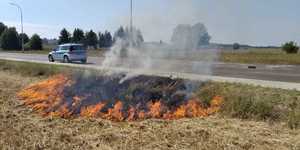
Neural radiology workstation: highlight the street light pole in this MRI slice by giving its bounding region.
[9,2,24,52]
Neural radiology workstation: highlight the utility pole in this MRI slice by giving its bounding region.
[9,2,24,52]
[129,0,133,47]
[130,0,133,33]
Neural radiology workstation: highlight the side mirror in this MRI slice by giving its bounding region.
[53,48,57,52]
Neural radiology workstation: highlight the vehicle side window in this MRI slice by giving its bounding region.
[71,45,85,51]
[60,46,70,51]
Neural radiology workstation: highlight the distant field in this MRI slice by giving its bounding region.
[221,48,300,65]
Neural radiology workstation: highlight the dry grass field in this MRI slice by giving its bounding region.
[0,61,299,149]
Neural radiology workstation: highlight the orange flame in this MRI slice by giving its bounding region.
[80,102,106,117]
[18,74,224,121]
[17,74,72,114]
[148,101,163,118]
[105,101,124,121]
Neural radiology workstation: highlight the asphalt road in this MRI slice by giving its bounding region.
[0,52,299,83]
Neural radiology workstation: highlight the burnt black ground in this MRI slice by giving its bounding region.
[36,73,202,117]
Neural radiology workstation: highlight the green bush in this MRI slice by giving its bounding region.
[29,34,43,50]
[282,41,299,54]
[233,43,240,50]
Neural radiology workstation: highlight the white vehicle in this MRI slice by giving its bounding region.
[48,43,87,63]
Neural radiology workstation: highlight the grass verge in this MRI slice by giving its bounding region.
[0,59,83,77]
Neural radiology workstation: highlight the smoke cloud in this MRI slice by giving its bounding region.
[101,0,220,95]
[101,24,219,77]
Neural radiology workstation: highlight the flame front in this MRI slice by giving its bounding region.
[17,74,223,121]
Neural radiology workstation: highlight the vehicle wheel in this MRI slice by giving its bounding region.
[63,56,70,63]
[48,55,54,62]
[81,59,87,64]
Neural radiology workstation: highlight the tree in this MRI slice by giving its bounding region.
[29,34,43,50]
[136,29,144,44]
[104,31,113,47]
[113,26,143,47]
[282,41,299,54]
[126,27,144,46]
[0,27,21,50]
[98,32,105,48]
[85,30,98,49]
[58,28,71,44]
[72,28,85,44]
[0,22,7,37]
[113,26,125,43]
[233,43,240,50]
[171,23,211,50]
[19,33,29,44]
[198,32,211,46]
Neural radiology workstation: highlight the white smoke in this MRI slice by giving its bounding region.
[101,23,220,82]
[171,23,211,50]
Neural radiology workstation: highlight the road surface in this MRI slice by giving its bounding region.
[0,52,300,90]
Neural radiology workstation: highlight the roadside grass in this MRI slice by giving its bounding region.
[221,48,300,65]
[0,59,67,77]
[0,49,51,54]
[197,82,300,129]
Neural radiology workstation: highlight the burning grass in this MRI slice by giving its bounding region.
[0,69,299,149]
[17,74,223,121]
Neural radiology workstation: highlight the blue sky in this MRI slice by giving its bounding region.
[0,0,299,46]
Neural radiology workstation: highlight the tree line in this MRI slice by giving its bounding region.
[0,22,42,50]
[58,28,114,49]
[57,26,144,49]
[0,21,143,51]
